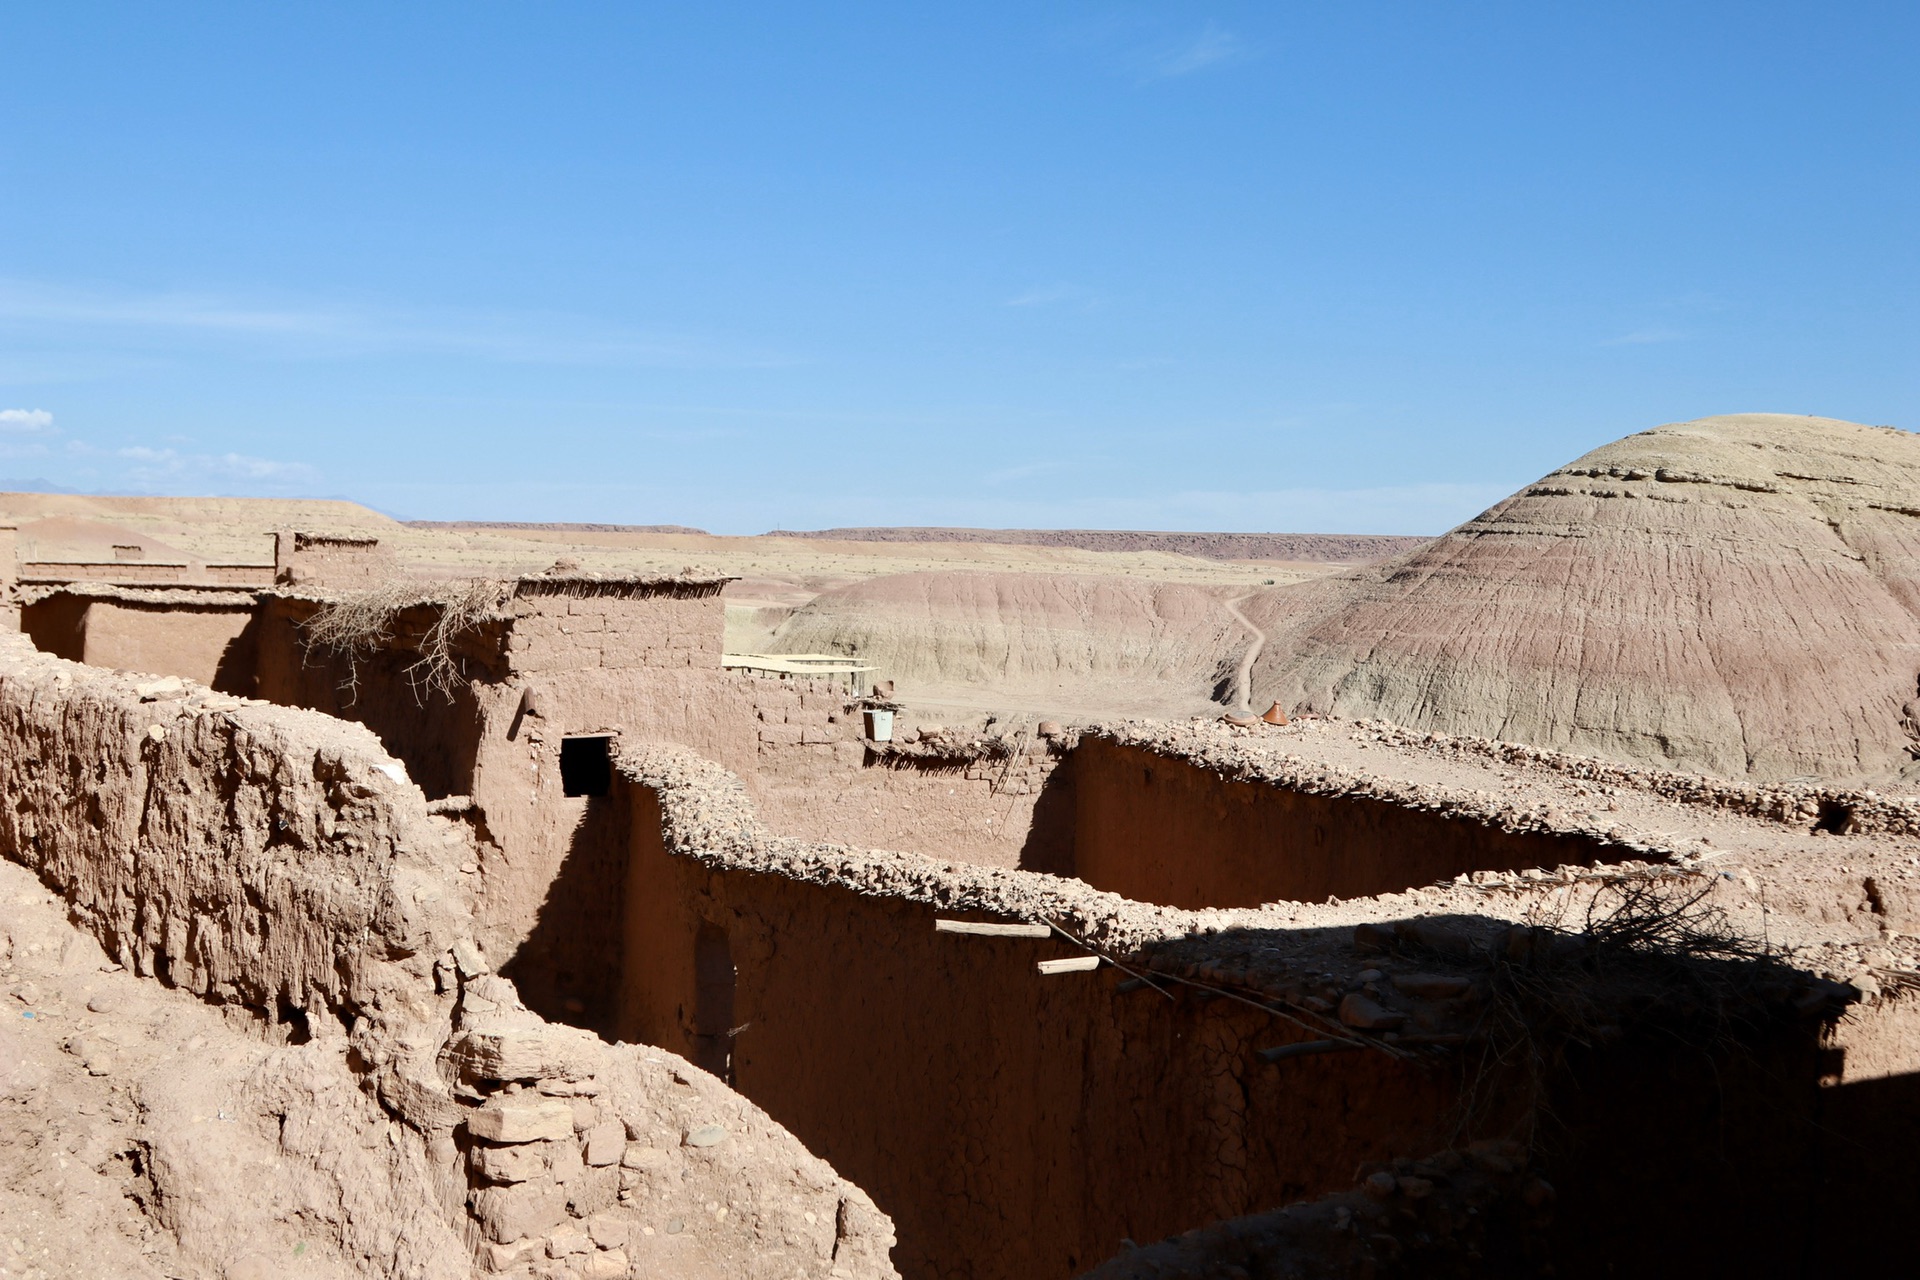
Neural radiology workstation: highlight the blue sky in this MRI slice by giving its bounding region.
[1,3,1914,533]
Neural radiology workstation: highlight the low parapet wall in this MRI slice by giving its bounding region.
[21,585,261,692]
[1070,735,1605,908]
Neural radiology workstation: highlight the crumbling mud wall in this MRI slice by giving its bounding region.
[246,578,841,1028]
[613,748,1468,1280]
[606,745,1883,1280]
[0,634,899,1280]
[20,588,259,692]
[1071,736,1607,908]
[749,728,1073,870]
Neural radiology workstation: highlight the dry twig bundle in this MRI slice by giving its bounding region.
[300,577,511,703]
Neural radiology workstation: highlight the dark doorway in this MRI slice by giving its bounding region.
[693,922,736,1083]
[560,735,613,797]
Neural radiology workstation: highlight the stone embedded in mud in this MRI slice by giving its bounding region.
[472,1142,551,1184]
[1391,972,1472,999]
[1352,923,1393,953]
[1337,993,1406,1030]
[479,1238,542,1272]
[469,1096,576,1144]
[684,1123,728,1148]
[587,1213,629,1249]
[583,1119,625,1166]
[452,1027,597,1083]
[547,1224,591,1257]
[582,1250,630,1278]
[450,937,489,978]
[621,1143,671,1171]
[472,1181,571,1243]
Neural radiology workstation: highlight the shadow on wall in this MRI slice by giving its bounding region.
[1016,752,1076,877]
[1809,1067,1920,1272]
[21,595,88,663]
[502,793,632,1035]
[1068,738,1606,909]
[209,610,261,695]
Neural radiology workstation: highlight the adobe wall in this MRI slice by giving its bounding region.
[610,746,1876,1280]
[273,529,393,587]
[72,596,254,690]
[614,749,1466,1280]
[506,579,727,672]
[0,634,900,1279]
[746,724,1073,870]
[22,588,267,693]
[244,582,865,1026]
[251,594,494,801]
[1072,736,1607,908]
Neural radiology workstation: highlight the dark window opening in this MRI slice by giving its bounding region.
[560,735,613,797]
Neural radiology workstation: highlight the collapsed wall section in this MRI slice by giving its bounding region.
[0,630,443,1017]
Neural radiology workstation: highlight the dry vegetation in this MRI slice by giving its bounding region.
[300,576,511,701]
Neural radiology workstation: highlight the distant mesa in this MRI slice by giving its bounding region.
[411,520,1429,565]
[1244,414,1920,784]
[765,527,1429,563]
[408,520,712,535]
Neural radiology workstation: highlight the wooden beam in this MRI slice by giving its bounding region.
[934,919,1053,939]
[1037,956,1103,975]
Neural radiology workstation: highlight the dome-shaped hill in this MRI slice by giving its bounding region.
[1245,414,1920,784]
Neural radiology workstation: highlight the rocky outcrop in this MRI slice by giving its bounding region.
[1246,415,1920,784]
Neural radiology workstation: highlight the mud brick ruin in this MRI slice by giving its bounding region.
[4,434,1919,1278]
[11,418,1920,1280]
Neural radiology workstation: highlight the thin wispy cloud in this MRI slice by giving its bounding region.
[1148,22,1251,80]
[1601,327,1688,346]
[48,437,323,493]
[0,280,796,371]
[984,460,1072,485]
[1005,284,1077,308]
[0,408,55,433]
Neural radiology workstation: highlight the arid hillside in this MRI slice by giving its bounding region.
[768,570,1244,719]
[1242,414,1920,784]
